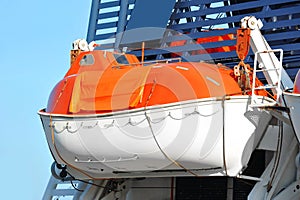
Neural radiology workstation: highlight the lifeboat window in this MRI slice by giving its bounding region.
[79,54,95,66]
[114,54,129,65]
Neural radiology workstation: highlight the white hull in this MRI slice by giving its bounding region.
[39,96,273,179]
[283,91,300,142]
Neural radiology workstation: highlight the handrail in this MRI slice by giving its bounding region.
[112,57,182,68]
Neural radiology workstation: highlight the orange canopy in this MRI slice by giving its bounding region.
[68,62,242,113]
[46,50,271,115]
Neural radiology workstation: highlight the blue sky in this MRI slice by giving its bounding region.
[0,1,91,199]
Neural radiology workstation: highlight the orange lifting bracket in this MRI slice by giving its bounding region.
[234,28,252,93]
[236,28,251,61]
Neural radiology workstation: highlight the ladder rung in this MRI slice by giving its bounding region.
[254,85,277,90]
[255,68,280,72]
[52,189,77,196]
[250,102,277,108]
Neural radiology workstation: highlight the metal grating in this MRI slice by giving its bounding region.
[87,0,300,79]
[87,0,137,49]
[175,177,228,200]
[174,150,266,200]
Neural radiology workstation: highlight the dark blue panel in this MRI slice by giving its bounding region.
[171,0,299,20]
[98,11,119,19]
[96,22,117,29]
[94,32,116,40]
[95,43,115,50]
[98,9,133,19]
[89,0,300,80]
[87,0,101,43]
[264,31,300,41]
[186,51,236,61]
[165,28,237,43]
[121,0,176,44]
[126,0,176,29]
[130,42,300,63]
[174,0,224,8]
[273,43,300,52]
[285,68,300,79]
[263,19,300,30]
[100,1,120,9]
[130,50,236,62]
[171,8,300,31]
[128,0,136,4]
[159,40,235,53]
[121,28,168,45]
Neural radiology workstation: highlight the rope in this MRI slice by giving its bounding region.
[67,171,108,189]
[221,95,228,176]
[145,79,156,107]
[70,179,84,192]
[51,108,220,133]
[49,115,96,179]
[48,78,107,180]
[65,122,83,134]
[144,79,200,177]
[144,112,199,177]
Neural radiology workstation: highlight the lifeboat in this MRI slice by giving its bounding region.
[283,70,300,141]
[39,40,275,179]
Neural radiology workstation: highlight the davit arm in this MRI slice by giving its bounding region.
[241,16,300,200]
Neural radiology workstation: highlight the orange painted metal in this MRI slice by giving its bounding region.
[236,28,251,61]
[169,32,235,57]
[195,33,235,54]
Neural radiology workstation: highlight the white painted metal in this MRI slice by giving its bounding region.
[282,91,300,142]
[43,175,84,200]
[248,124,299,200]
[272,179,300,200]
[237,16,300,200]
[257,126,280,151]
